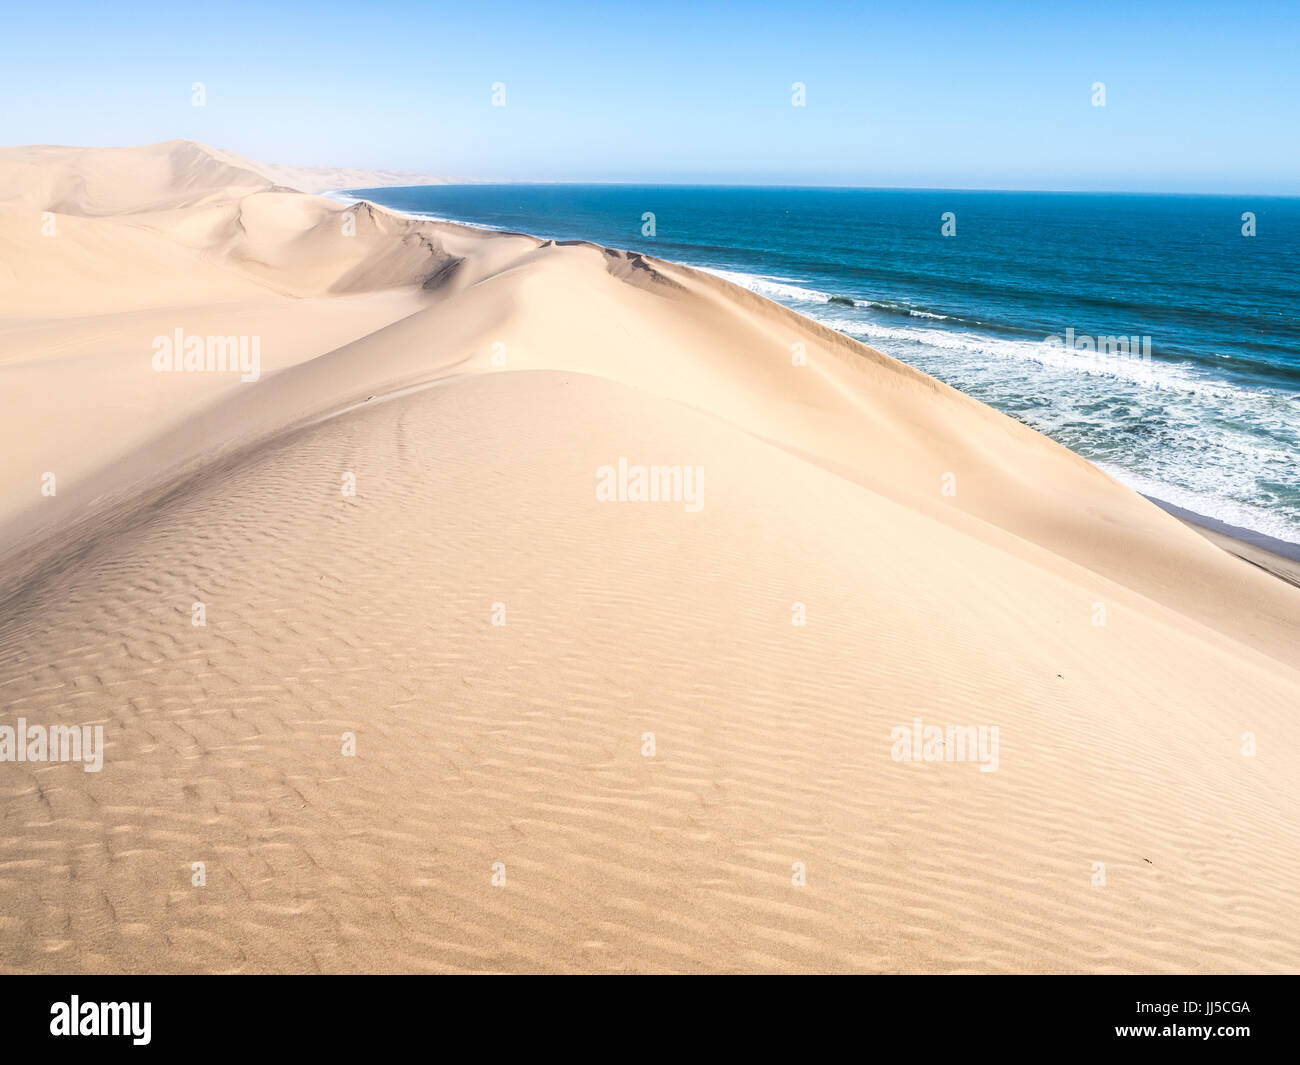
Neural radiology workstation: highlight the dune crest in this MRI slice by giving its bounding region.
[1,141,1298,973]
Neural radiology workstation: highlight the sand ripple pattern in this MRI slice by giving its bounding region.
[3,372,1300,972]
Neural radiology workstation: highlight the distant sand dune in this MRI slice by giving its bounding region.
[1,141,1298,972]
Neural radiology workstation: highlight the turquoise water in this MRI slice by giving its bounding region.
[349,184,1300,543]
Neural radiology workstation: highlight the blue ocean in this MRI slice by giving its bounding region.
[349,184,1300,544]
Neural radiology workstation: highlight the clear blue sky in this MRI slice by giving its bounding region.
[2,0,1297,193]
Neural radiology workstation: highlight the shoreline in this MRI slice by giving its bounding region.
[339,187,1300,576]
[1150,496,1300,587]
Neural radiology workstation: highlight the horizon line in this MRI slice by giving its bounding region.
[349,178,1300,199]
[12,141,1293,199]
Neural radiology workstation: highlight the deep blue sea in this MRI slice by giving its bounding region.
[348,184,1300,543]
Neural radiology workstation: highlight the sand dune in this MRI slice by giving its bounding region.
[1,140,1298,972]
[241,158,459,195]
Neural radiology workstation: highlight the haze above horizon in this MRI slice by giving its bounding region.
[3,0,1297,195]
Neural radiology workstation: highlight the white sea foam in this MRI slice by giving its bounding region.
[700,265,1264,400]
[697,267,833,304]
[404,211,512,232]
[1096,462,1300,545]
[733,277,1300,545]
[324,191,513,233]
[699,267,964,321]
[813,313,1262,401]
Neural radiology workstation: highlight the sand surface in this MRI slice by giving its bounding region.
[2,140,1299,973]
